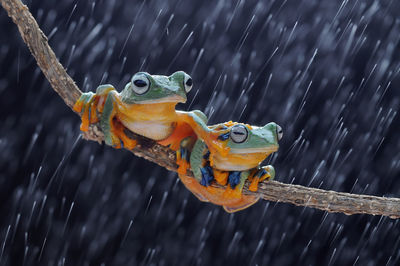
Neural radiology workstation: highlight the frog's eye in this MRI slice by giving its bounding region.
[183,73,193,93]
[230,125,248,143]
[276,125,283,140]
[131,73,150,95]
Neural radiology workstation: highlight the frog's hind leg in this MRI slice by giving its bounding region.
[95,86,137,150]
[178,139,216,202]
[178,174,210,202]
[249,165,275,192]
[176,136,196,175]
[112,120,137,150]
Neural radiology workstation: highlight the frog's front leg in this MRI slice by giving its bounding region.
[73,85,116,132]
[190,140,214,185]
[248,165,275,192]
[100,90,127,149]
[176,111,230,156]
[98,90,136,149]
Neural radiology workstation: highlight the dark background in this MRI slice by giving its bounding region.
[1,0,399,265]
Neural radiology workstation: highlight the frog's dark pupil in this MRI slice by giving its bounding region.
[185,78,193,87]
[233,132,245,135]
[134,79,147,87]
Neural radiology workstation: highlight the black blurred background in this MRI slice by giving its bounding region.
[0,0,399,265]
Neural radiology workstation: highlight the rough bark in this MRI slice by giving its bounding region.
[1,0,399,219]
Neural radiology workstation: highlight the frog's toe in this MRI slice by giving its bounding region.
[259,165,275,181]
[200,166,214,186]
[248,177,260,192]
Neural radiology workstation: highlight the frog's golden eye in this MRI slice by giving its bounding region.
[131,73,150,95]
[230,125,248,143]
[183,73,193,93]
[276,125,283,140]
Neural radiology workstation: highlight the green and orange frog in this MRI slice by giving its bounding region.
[73,71,194,150]
[74,71,282,212]
[176,111,282,212]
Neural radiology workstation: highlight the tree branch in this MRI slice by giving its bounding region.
[2,0,399,219]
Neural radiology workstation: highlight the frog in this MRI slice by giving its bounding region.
[175,111,282,212]
[73,71,194,149]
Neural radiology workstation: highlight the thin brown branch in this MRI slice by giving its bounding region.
[2,0,400,219]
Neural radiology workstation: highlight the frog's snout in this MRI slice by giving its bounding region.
[164,86,187,103]
[262,122,283,143]
[167,86,187,102]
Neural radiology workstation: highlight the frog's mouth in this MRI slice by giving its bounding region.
[137,94,187,104]
[229,145,278,155]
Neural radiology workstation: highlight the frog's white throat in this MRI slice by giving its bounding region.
[122,121,174,141]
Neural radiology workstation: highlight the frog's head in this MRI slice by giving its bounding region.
[225,122,283,155]
[121,71,192,104]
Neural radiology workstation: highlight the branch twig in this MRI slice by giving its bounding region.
[2,0,399,219]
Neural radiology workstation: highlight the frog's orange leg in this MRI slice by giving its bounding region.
[158,121,197,151]
[178,172,259,213]
[249,165,275,192]
[159,121,197,174]
[176,149,190,175]
[74,85,116,132]
[175,111,231,156]
[73,92,96,132]
[178,173,210,202]
[112,120,137,150]
[213,170,229,185]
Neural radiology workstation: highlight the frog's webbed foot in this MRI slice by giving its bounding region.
[200,165,214,186]
[222,171,260,212]
[73,85,116,132]
[73,92,98,132]
[249,165,275,192]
